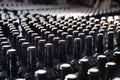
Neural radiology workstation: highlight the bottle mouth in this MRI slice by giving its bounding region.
[97,55,106,60]
[60,63,71,69]
[35,69,47,76]
[15,78,25,80]
[113,77,120,80]
[79,58,89,62]
[65,74,77,79]
[88,68,99,75]
[106,62,116,67]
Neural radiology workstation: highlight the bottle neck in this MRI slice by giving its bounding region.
[74,38,81,59]
[97,34,104,54]
[45,43,53,68]
[116,30,120,49]
[85,36,93,56]
[107,32,114,50]
[59,40,67,63]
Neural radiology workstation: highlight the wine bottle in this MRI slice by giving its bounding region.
[12,32,20,48]
[78,58,89,80]
[87,68,100,80]
[53,37,60,66]
[27,30,34,43]
[44,31,51,42]
[48,34,55,43]
[67,28,73,35]
[73,38,82,60]
[6,49,17,79]
[21,42,30,67]
[45,43,53,68]
[85,35,93,56]
[70,38,82,72]
[18,38,26,63]
[60,63,73,80]
[115,30,120,51]
[66,35,74,63]
[58,40,67,64]
[52,27,58,35]
[95,33,104,56]
[1,45,11,71]
[73,30,78,38]
[89,31,96,53]
[57,30,63,38]
[0,41,9,53]
[113,51,120,65]
[27,46,37,72]
[34,36,41,51]
[34,69,47,80]
[105,62,117,80]
[78,33,85,57]
[105,31,115,61]
[44,43,58,79]
[62,32,68,40]
[83,29,89,36]
[97,55,108,80]
[37,39,46,69]
[31,33,38,45]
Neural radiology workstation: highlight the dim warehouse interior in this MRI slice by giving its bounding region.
[0,0,120,80]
